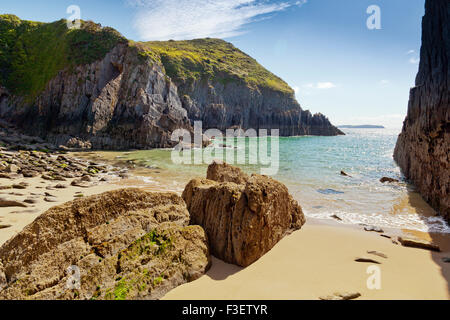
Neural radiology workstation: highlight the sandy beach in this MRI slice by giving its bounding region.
[0,175,123,246]
[1,161,449,300]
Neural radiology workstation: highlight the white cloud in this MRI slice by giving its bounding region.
[316,82,336,89]
[127,0,303,41]
[406,50,415,54]
[379,79,390,85]
[409,57,420,64]
[303,82,337,89]
[295,0,308,7]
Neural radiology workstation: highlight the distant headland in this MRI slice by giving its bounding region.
[338,125,385,129]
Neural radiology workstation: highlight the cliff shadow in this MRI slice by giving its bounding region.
[404,188,450,296]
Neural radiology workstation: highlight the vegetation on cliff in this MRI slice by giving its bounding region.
[1,15,294,103]
[0,14,126,102]
[141,38,294,94]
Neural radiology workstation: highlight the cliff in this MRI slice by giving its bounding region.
[394,0,450,223]
[0,15,343,150]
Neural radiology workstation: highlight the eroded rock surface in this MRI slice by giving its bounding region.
[183,162,305,267]
[0,189,210,300]
[394,0,450,223]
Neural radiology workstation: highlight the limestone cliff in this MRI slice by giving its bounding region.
[394,0,450,222]
[0,15,342,150]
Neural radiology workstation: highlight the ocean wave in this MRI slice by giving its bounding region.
[304,210,450,234]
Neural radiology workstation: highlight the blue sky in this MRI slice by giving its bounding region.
[1,0,425,128]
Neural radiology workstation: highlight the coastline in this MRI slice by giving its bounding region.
[1,149,449,300]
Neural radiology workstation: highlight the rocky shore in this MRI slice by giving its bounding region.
[0,143,307,299]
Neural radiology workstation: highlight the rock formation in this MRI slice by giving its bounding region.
[0,189,210,300]
[0,16,342,151]
[394,0,449,223]
[183,162,306,267]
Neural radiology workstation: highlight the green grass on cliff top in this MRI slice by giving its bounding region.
[0,15,293,103]
[0,14,126,102]
[140,38,293,94]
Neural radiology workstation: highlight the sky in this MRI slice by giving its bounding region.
[1,0,426,128]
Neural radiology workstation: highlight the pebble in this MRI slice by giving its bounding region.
[320,292,361,301]
[355,256,381,264]
[364,226,384,233]
[398,237,440,252]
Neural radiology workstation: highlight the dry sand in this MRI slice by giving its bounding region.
[0,176,123,246]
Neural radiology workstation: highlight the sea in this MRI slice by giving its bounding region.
[81,128,450,234]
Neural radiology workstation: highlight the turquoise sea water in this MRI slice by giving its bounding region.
[95,128,450,233]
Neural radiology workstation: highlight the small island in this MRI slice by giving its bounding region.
[338,125,385,129]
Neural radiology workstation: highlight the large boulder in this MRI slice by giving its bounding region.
[183,162,305,267]
[0,189,210,300]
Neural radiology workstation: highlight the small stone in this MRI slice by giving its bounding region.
[24,199,39,204]
[0,224,12,229]
[71,179,90,188]
[398,237,440,252]
[5,164,19,173]
[380,177,399,183]
[442,258,450,263]
[44,197,58,203]
[320,292,361,301]
[119,173,129,179]
[55,184,67,189]
[52,175,67,182]
[0,199,27,208]
[380,234,392,239]
[355,256,381,264]
[81,175,92,182]
[367,251,388,259]
[364,226,384,233]
[340,171,351,177]
[41,174,54,181]
[12,182,28,190]
[337,292,361,300]
[331,214,342,221]
[21,170,39,178]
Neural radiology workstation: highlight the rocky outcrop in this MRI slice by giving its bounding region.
[179,78,343,137]
[183,162,305,267]
[0,44,193,150]
[0,189,210,300]
[394,0,450,223]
